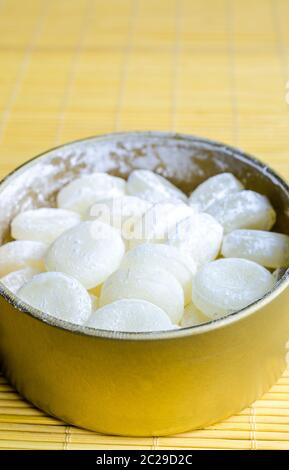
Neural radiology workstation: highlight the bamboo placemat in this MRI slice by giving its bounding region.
[0,0,288,450]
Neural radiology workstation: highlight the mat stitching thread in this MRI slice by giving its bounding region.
[171,0,182,132]
[63,425,71,450]
[226,0,240,146]
[152,436,158,450]
[114,0,138,132]
[271,0,289,84]
[0,0,49,143]
[249,406,257,450]
[54,0,94,145]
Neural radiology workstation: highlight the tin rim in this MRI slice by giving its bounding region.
[0,131,288,341]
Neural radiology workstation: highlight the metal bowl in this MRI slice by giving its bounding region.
[0,132,288,436]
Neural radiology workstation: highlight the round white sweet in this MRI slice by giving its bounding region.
[0,240,48,277]
[181,303,210,328]
[136,190,184,205]
[0,267,41,294]
[206,190,276,233]
[89,294,99,311]
[18,272,92,325]
[192,258,274,319]
[222,229,289,268]
[127,170,187,202]
[100,265,184,324]
[57,173,126,215]
[121,244,196,304]
[189,173,243,211]
[85,299,173,332]
[129,201,194,248]
[11,208,81,244]
[167,212,223,265]
[45,221,125,289]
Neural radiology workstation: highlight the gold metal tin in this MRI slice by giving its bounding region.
[0,132,288,436]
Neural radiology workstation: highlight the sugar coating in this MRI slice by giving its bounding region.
[137,190,184,205]
[192,258,274,319]
[11,208,81,245]
[222,229,289,268]
[0,267,41,294]
[181,302,210,328]
[89,195,152,240]
[89,294,99,311]
[18,272,92,325]
[0,240,48,277]
[189,173,243,211]
[100,265,184,324]
[127,170,187,202]
[45,221,125,289]
[121,244,197,305]
[85,299,173,332]
[206,190,276,233]
[129,201,194,248]
[167,212,223,265]
[57,173,126,215]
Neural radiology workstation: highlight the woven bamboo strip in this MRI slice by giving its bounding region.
[68,436,153,446]
[0,431,65,443]
[0,385,14,392]
[0,423,66,433]
[0,415,61,425]
[249,408,289,417]
[66,444,153,450]
[0,407,47,416]
[0,400,37,409]
[0,392,25,400]
[158,440,251,450]
[262,392,289,400]
[0,441,64,450]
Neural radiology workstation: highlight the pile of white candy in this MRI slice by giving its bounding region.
[0,170,288,333]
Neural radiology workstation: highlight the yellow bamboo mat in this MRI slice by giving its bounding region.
[0,0,288,450]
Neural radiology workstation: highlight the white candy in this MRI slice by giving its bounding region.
[18,272,92,325]
[222,230,289,269]
[127,170,187,202]
[45,221,125,289]
[85,299,173,332]
[11,208,81,244]
[181,303,210,328]
[192,258,274,319]
[129,201,194,248]
[137,190,183,205]
[89,294,99,311]
[0,240,48,277]
[189,173,243,211]
[121,244,197,304]
[0,267,41,294]
[167,212,223,265]
[206,190,276,233]
[100,265,184,324]
[89,195,151,240]
[57,173,126,215]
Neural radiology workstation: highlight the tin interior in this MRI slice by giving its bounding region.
[0,132,288,339]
